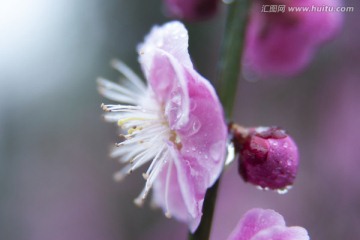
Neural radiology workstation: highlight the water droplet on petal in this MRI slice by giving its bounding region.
[191,118,201,133]
[181,117,201,136]
[190,101,197,111]
[210,141,225,162]
[171,91,182,105]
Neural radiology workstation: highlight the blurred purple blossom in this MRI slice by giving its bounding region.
[243,0,343,77]
[163,0,220,21]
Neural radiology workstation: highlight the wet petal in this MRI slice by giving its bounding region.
[152,160,188,222]
[138,21,193,71]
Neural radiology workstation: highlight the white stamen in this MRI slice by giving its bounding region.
[145,146,167,178]
[134,187,147,207]
[98,77,141,98]
[111,59,146,92]
[144,159,165,194]
[101,104,145,112]
[99,61,176,216]
[164,160,173,218]
[113,164,133,182]
[100,92,139,105]
[129,148,156,172]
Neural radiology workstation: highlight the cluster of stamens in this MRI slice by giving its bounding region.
[99,60,177,218]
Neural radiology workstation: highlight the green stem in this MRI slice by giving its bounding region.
[188,0,250,239]
[218,0,251,119]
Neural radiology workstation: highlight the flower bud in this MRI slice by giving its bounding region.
[236,126,299,190]
[164,0,220,21]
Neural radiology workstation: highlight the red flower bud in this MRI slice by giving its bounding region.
[236,127,299,190]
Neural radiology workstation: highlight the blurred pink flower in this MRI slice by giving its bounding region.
[243,0,343,77]
[227,208,309,240]
[164,0,220,21]
[99,21,227,232]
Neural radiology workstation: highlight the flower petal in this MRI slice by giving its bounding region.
[148,61,227,232]
[227,209,309,240]
[251,226,309,240]
[139,21,227,232]
[178,67,227,186]
[138,21,195,129]
[152,160,189,222]
[227,208,286,240]
[164,67,228,231]
[145,50,191,129]
[138,21,193,71]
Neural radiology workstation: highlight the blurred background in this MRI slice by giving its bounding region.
[0,0,359,239]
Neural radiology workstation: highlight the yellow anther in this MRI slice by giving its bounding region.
[128,128,136,135]
[117,117,146,127]
[128,126,143,135]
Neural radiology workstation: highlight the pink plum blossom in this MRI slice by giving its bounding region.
[164,0,220,21]
[243,0,343,77]
[98,21,227,232]
[227,208,309,240]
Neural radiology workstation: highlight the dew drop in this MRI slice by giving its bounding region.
[182,117,201,136]
[277,189,288,194]
[210,141,225,162]
[225,142,235,166]
[277,186,292,194]
[171,91,182,105]
[190,101,197,111]
[191,118,201,133]
[256,186,270,191]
